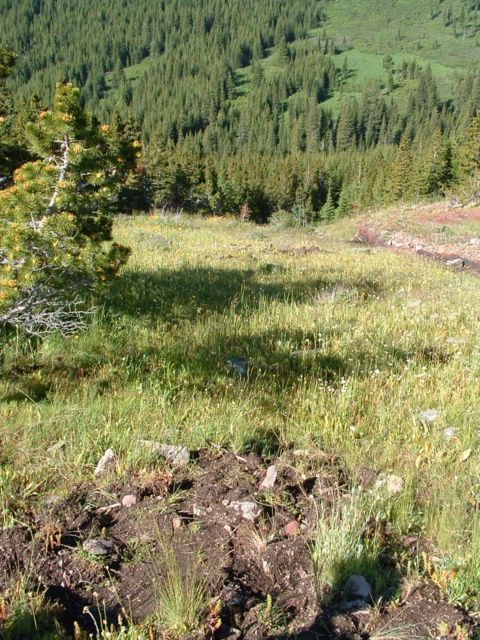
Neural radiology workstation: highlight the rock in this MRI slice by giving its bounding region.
[121,494,137,508]
[226,356,248,378]
[217,626,242,640]
[137,440,190,467]
[344,575,372,601]
[284,520,300,537]
[260,465,277,490]
[418,409,440,424]
[375,473,404,494]
[82,538,114,557]
[47,440,66,454]
[443,426,457,440]
[228,500,261,522]
[172,516,183,530]
[94,448,116,477]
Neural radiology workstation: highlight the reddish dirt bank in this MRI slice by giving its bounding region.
[354,206,480,274]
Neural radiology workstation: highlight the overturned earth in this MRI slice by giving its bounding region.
[0,450,475,639]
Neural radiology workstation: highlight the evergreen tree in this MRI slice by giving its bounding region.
[391,130,413,200]
[336,186,352,217]
[320,188,336,221]
[0,82,131,336]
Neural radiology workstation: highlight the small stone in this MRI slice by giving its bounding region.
[260,465,277,490]
[47,440,66,454]
[228,500,262,522]
[172,516,183,529]
[94,448,116,477]
[226,356,248,378]
[419,409,440,424]
[375,473,404,494]
[121,494,137,508]
[446,258,464,267]
[137,440,190,467]
[443,426,457,440]
[82,539,114,557]
[344,575,372,601]
[284,520,300,537]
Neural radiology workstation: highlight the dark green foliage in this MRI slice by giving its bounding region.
[2,1,480,220]
[0,83,132,335]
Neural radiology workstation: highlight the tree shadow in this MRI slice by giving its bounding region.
[103,265,385,322]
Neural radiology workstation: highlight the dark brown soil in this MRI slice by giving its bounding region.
[0,451,475,639]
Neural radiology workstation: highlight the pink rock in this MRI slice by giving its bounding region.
[284,520,300,537]
[121,494,137,508]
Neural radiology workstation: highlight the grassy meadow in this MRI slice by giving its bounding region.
[1,212,480,617]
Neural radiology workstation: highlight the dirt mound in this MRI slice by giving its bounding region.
[0,451,474,638]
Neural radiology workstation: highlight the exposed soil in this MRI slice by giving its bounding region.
[354,206,480,274]
[0,450,475,639]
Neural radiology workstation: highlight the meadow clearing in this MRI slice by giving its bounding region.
[1,211,480,638]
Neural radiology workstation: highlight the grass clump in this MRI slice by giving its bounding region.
[151,542,210,638]
[312,490,380,598]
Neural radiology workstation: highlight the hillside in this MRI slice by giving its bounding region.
[1,211,480,637]
[2,0,480,137]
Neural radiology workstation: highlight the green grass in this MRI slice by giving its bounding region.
[323,0,480,69]
[1,212,480,610]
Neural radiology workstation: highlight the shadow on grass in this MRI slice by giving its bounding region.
[103,266,384,321]
[2,265,447,407]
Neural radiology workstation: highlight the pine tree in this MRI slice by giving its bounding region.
[276,37,290,66]
[0,82,131,336]
[457,111,480,200]
[320,188,336,221]
[336,187,352,217]
[391,130,413,200]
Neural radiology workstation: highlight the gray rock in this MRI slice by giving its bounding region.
[260,465,277,490]
[446,258,464,267]
[228,500,262,522]
[226,356,248,378]
[419,409,440,424]
[443,426,457,440]
[137,440,190,467]
[94,448,116,477]
[82,538,114,557]
[47,440,66,454]
[375,473,404,494]
[344,575,372,601]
